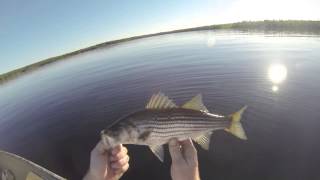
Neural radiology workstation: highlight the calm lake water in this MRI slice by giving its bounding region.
[1,31,320,180]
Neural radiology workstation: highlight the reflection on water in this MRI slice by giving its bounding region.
[206,32,216,47]
[268,64,288,92]
[272,85,279,92]
[0,31,320,180]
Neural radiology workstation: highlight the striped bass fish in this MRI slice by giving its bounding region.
[101,92,248,162]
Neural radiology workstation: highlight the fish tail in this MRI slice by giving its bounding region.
[225,106,248,140]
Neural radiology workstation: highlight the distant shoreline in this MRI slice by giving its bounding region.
[1,20,320,85]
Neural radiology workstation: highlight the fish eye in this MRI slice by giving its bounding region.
[100,130,107,136]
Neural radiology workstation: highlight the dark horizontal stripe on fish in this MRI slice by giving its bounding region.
[151,126,225,135]
[137,118,229,125]
[137,115,225,122]
[160,117,225,122]
[152,126,211,132]
[137,122,218,129]
[150,133,198,138]
[141,123,229,130]
[138,120,230,128]
[149,124,228,134]
[157,116,218,121]
[151,131,208,137]
[150,130,218,138]
[152,130,205,136]
[164,114,226,119]
[139,125,229,132]
[135,117,214,123]
[139,125,226,132]
[138,121,222,126]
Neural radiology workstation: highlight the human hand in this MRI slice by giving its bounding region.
[83,141,129,180]
[169,138,200,180]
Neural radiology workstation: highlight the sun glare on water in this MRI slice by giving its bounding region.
[268,64,288,92]
[268,64,287,84]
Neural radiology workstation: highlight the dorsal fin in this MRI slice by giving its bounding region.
[146,92,177,109]
[182,94,209,112]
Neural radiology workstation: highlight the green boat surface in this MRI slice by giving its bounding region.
[0,150,65,180]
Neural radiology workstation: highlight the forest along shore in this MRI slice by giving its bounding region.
[1,20,320,85]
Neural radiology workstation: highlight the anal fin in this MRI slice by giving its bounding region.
[193,133,212,150]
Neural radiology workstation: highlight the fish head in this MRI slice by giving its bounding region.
[101,122,139,148]
[100,129,121,149]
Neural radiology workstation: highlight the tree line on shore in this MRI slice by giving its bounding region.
[1,20,319,85]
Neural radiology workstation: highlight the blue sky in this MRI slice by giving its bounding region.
[0,0,319,74]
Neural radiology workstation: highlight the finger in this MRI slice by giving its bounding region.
[168,138,183,163]
[114,163,129,174]
[111,155,130,169]
[110,146,128,161]
[111,144,123,155]
[180,138,198,165]
[91,140,107,155]
[180,139,197,154]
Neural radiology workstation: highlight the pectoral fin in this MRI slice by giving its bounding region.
[193,133,212,150]
[149,145,165,162]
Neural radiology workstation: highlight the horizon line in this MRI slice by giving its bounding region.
[1,19,319,78]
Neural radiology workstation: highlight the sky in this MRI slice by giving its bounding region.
[0,0,319,74]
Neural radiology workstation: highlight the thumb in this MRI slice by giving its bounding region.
[92,140,107,155]
[168,139,183,163]
[180,139,198,166]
